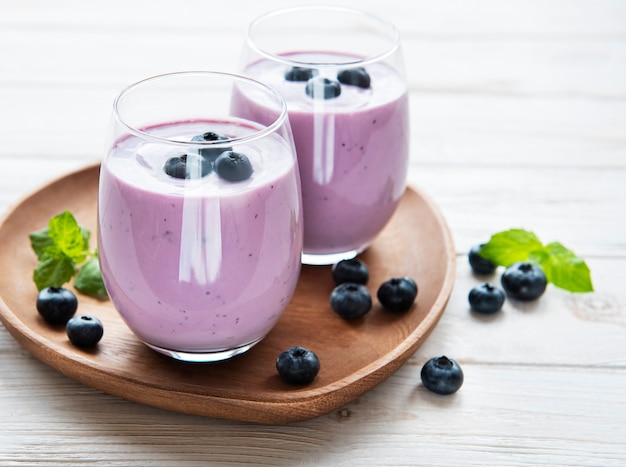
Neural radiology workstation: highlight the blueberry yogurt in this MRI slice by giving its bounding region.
[98,118,302,359]
[234,51,410,263]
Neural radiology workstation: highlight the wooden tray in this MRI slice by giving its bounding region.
[0,164,455,424]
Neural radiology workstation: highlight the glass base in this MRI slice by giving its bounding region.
[301,247,364,266]
[143,336,264,363]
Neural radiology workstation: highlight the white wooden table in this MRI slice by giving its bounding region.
[1,1,625,465]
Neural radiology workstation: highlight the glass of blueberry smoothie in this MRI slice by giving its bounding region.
[98,72,303,362]
[236,6,409,265]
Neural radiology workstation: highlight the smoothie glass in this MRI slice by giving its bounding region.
[98,72,303,362]
[237,6,409,265]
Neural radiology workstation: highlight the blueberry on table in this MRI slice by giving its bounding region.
[36,287,78,325]
[377,277,418,313]
[285,66,318,82]
[468,244,497,275]
[501,262,547,301]
[66,315,104,348]
[420,356,464,395]
[330,283,372,319]
[276,346,320,385]
[214,151,253,182]
[331,258,369,285]
[305,76,341,99]
[191,131,232,161]
[163,153,212,179]
[337,67,371,89]
[468,282,505,314]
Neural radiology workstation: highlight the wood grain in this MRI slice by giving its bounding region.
[1,0,625,464]
[0,165,455,424]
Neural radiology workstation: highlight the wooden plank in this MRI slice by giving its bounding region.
[3,29,626,100]
[2,0,625,37]
[0,346,624,466]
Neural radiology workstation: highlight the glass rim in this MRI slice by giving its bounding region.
[113,71,290,147]
[246,5,401,68]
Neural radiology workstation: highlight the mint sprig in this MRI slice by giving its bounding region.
[29,211,107,298]
[479,228,593,293]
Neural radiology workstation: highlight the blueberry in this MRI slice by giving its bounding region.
[285,66,318,82]
[276,346,320,385]
[36,287,78,325]
[191,131,232,161]
[214,151,253,182]
[501,262,547,301]
[66,315,103,348]
[468,244,497,275]
[163,153,212,179]
[331,258,369,285]
[468,282,505,314]
[330,283,372,320]
[420,356,464,395]
[337,67,371,89]
[377,277,418,313]
[305,76,341,100]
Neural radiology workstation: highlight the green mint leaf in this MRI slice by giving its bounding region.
[33,254,76,291]
[479,227,594,294]
[48,211,90,264]
[479,228,543,266]
[29,227,55,260]
[529,242,593,293]
[74,257,108,298]
[30,210,107,298]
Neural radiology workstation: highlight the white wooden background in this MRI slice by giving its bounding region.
[1,0,625,465]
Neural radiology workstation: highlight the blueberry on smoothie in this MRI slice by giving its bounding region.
[214,151,253,182]
[163,153,212,179]
[305,76,341,100]
[337,67,371,89]
[285,66,318,82]
[191,131,232,161]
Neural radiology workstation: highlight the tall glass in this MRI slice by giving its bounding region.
[98,72,303,362]
[236,6,409,265]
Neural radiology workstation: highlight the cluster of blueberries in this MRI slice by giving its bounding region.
[281,249,550,394]
[36,260,463,395]
[285,65,371,100]
[468,244,548,314]
[163,131,253,182]
[36,287,103,348]
[163,66,373,182]
[277,258,418,386]
[276,258,463,396]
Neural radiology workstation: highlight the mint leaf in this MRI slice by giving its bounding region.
[48,211,90,264]
[33,255,76,291]
[75,257,108,298]
[479,229,543,266]
[478,228,593,293]
[29,228,55,260]
[30,210,107,299]
[529,242,593,293]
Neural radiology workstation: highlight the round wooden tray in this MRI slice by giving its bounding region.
[0,164,455,424]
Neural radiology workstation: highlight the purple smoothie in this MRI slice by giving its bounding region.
[234,51,409,261]
[98,119,302,356]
